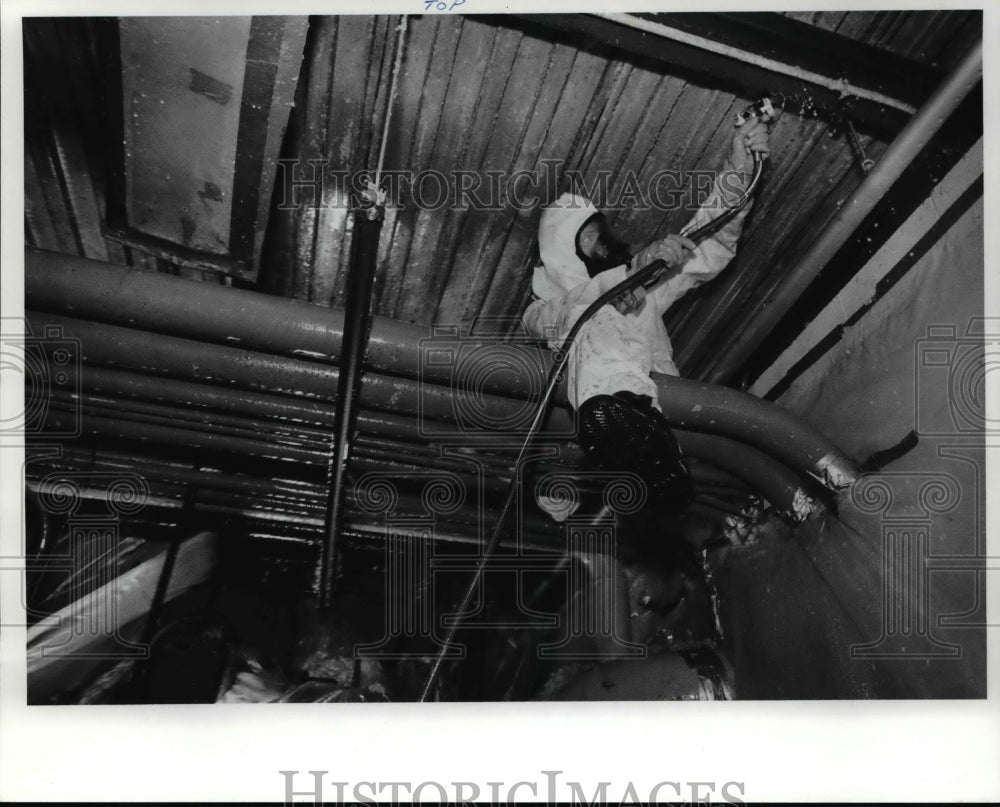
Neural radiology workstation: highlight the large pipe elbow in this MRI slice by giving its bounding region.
[660,377,859,491]
[675,430,822,521]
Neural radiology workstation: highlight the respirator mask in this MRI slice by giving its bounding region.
[575,212,632,277]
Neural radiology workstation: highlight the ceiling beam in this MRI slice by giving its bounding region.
[493,12,949,135]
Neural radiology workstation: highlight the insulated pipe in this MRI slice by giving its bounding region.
[684,503,735,530]
[51,378,812,518]
[62,366,588,467]
[43,400,573,504]
[45,334,822,522]
[26,251,857,487]
[33,312,578,437]
[64,365,461,443]
[49,399,766,524]
[27,456,566,555]
[47,388,576,485]
[25,248,546,399]
[29,432,563,541]
[41,310,854,490]
[42,406,519,489]
[654,378,857,490]
[676,431,819,521]
[320,205,385,606]
[688,461,753,495]
[704,39,983,385]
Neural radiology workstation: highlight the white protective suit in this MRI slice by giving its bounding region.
[522,177,752,411]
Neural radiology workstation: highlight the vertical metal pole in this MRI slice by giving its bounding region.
[318,195,385,609]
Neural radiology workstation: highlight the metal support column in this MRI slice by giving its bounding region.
[318,193,385,608]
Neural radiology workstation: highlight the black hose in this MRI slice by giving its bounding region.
[418,154,765,701]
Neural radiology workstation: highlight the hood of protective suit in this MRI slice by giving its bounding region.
[532,192,600,301]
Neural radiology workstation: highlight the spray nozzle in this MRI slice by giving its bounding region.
[734,96,778,127]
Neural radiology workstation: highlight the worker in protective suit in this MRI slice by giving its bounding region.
[524,119,771,516]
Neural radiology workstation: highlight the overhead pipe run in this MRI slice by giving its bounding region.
[25,247,564,400]
[674,431,819,521]
[44,389,810,522]
[704,38,983,386]
[26,249,858,491]
[30,312,573,435]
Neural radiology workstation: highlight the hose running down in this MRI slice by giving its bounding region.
[418,150,767,701]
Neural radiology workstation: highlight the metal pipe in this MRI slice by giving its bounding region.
[33,311,580,436]
[44,397,570,499]
[688,460,753,493]
[704,39,983,385]
[64,366,588,468]
[320,204,385,606]
[50,387,804,526]
[25,247,550,399]
[48,386,576,485]
[65,365,456,442]
[28,448,562,544]
[36,308,854,491]
[26,250,857,487]
[43,323,829,521]
[676,430,819,521]
[39,312,578,434]
[42,405,519,489]
[654,377,858,490]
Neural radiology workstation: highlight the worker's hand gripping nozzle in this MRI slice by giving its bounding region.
[734,96,777,128]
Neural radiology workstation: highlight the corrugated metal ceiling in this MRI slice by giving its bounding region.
[23,12,981,379]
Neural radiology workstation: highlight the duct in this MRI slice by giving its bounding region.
[704,38,983,386]
[25,249,858,489]
[320,204,385,606]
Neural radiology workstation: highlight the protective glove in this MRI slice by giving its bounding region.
[614,233,697,315]
[728,117,772,184]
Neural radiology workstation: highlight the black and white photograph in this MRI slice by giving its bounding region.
[1,2,997,803]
